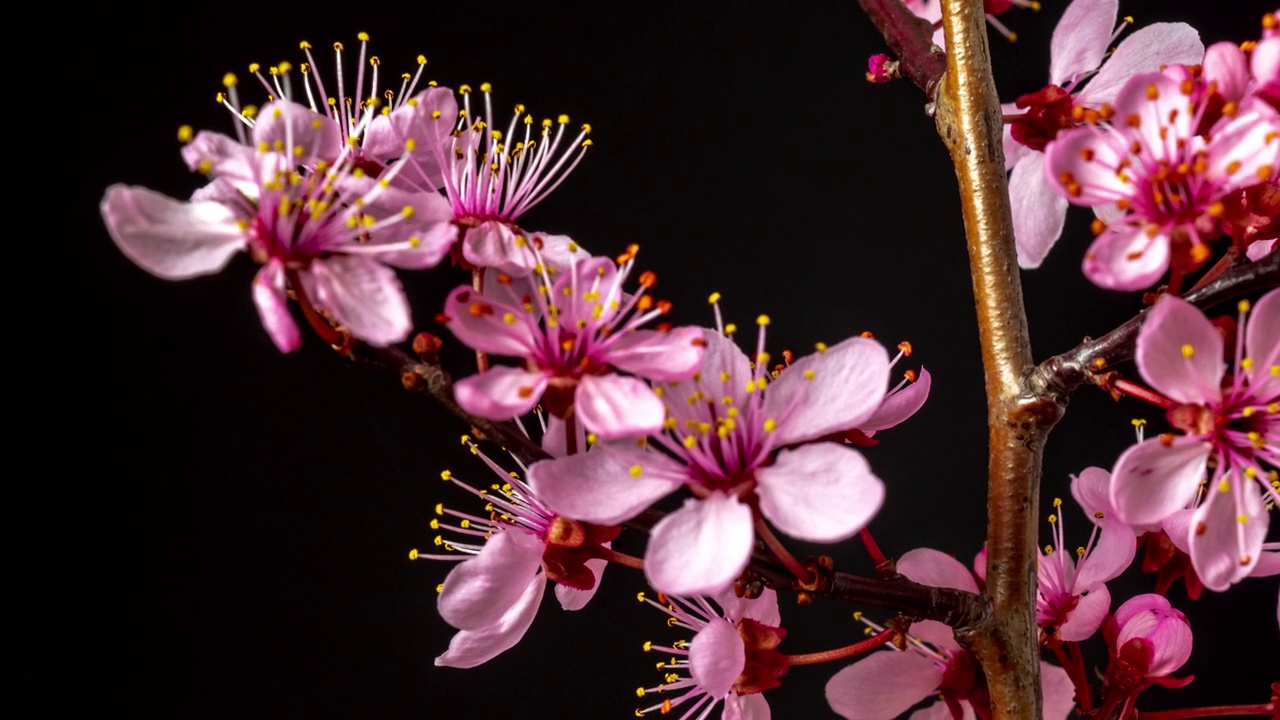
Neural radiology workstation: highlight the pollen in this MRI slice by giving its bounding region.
[804,369,815,381]
[724,323,738,335]
[757,314,771,326]
[683,435,697,449]
[1218,479,1230,493]
[708,292,721,304]
[1237,514,1249,524]
[1181,344,1195,358]
[441,470,453,481]
[763,419,778,432]
[630,465,643,478]
[815,342,828,353]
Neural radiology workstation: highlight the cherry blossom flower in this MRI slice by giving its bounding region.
[1036,470,1136,643]
[414,438,616,668]
[1109,289,1280,590]
[1002,0,1203,268]
[1044,71,1280,290]
[101,97,455,351]
[634,589,786,720]
[529,320,896,595]
[442,247,705,439]
[1100,594,1193,700]
[825,547,1076,720]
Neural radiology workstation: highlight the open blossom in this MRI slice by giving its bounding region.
[635,589,787,720]
[826,548,1076,720]
[1101,594,1193,698]
[1003,0,1203,268]
[415,438,616,668]
[1044,70,1280,290]
[1036,470,1136,643]
[101,97,455,351]
[529,318,908,595]
[1109,289,1280,590]
[443,248,705,439]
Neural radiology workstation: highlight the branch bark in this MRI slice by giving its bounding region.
[855,0,947,99]
[933,0,1052,716]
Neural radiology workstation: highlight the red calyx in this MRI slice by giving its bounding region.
[1009,85,1076,152]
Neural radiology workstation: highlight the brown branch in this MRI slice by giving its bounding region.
[1032,251,1280,401]
[347,343,550,466]
[855,0,947,100]
[932,0,1052,717]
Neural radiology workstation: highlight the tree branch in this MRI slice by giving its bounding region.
[1032,251,1280,401]
[855,0,947,100]
[932,0,1051,716]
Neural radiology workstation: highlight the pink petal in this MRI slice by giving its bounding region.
[688,617,747,699]
[1011,154,1069,269]
[860,368,931,433]
[461,221,538,276]
[442,286,541,357]
[526,232,586,275]
[550,255,622,331]
[1204,106,1280,195]
[574,373,666,439]
[1202,42,1251,103]
[526,446,687,526]
[1111,73,1195,149]
[1245,288,1280,399]
[1161,509,1195,555]
[825,650,944,720]
[719,587,781,628]
[1057,584,1111,642]
[307,256,412,346]
[724,693,771,720]
[1188,477,1268,591]
[645,494,754,596]
[1040,661,1079,720]
[1135,293,1225,404]
[1075,24,1204,106]
[1044,129,1134,205]
[1082,223,1171,292]
[435,571,545,668]
[437,530,545,630]
[362,86,456,189]
[251,100,342,165]
[1110,436,1210,529]
[694,329,754,407]
[1247,238,1276,262]
[555,553,608,611]
[1048,0,1118,87]
[765,336,890,447]
[605,327,706,382]
[755,443,884,543]
[907,619,960,653]
[344,180,456,268]
[1115,595,1192,677]
[100,185,245,280]
[1073,519,1136,590]
[1070,466,1118,521]
[252,261,301,353]
[1253,546,1280,578]
[1254,37,1280,99]
[454,366,549,420]
[1003,104,1031,171]
[180,131,264,197]
[897,547,981,593]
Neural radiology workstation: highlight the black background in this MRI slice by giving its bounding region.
[29,0,1277,716]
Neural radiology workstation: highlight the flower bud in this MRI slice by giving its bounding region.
[1113,594,1193,678]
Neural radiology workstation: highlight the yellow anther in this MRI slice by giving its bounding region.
[1181,344,1195,358]
[441,470,453,481]
[1044,545,1054,554]
[1094,511,1105,519]
[557,114,570,124]
[177,125,194,143]
[630,465,644,478]
[586,433,598,446]
[1238,299,1251,313]
[404,138,417,151]
[1076,547,1086,557]
[1048,515,1057,524]
[756,314,771,326]
[357,31,370,41]
[1053,497,1062,507]
[803,369,815,381]
[763,419,778,432]
[222,72,238,87]
[1131,418,1147,427]
[708,292,721,304]
[408,549,419,560]
[683,435,698,449]
[429,519,439,529]
[277,61,292,74]
[724,323,737,335]
[1242,358,1254,370]
[479,82,493,92]
[1237,514,1249,524]
[1219,479,1230,492]
[815,342,828,353]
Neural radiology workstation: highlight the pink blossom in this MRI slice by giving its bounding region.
[826,548,1076,720]
[1102,594,1193,695]
[443,250,705,439]
[904,0,1040,48]
[1044,72,1280,290]
[102,96,456,351]
[1002,0,1203,268]
[1036,470,1136,643]
[634,589,787,720]
[1109,289,1280,590]
[416,439,616,668]
[529,320,898,595]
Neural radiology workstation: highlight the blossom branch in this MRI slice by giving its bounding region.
[855,0,947,100]
[1032,251,1280,400]
[932,0,1053,716]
